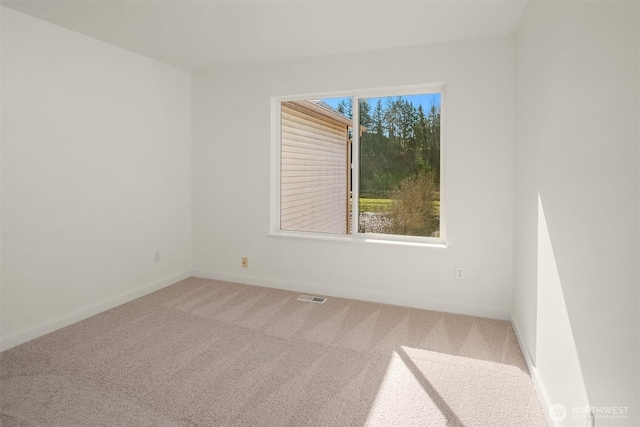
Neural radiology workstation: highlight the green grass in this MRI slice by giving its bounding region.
[358,198,394,213]
[357,197,440,214]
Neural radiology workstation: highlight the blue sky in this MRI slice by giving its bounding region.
[322,93,441,116]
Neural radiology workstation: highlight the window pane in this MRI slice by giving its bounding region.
[358,94,441,237]
[280,98,352,234]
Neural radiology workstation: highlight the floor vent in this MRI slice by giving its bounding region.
[297,295,327,304]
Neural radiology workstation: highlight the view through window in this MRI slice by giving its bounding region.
[279,89,442,241]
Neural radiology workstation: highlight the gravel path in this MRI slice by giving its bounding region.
[358,211,393,234]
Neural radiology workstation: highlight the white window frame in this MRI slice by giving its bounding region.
[270,83,447,248]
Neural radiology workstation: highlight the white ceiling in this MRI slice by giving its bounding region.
[1,0,528,71]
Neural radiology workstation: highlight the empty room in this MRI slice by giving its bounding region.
[0,1,638,426]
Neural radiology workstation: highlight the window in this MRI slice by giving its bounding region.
[272,85,445,244]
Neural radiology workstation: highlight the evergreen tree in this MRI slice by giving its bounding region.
[372,99,384,135]
[358,96,440,197]
[336,99,352,119]
[414,105,429,165]
[425,104,440,182]
[358,99,372,129]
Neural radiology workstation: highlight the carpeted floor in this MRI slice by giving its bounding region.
[0,277,548,426]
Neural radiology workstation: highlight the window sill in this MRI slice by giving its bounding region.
[266,230,449,249]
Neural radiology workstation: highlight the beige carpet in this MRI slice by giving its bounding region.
[0,277,547,426]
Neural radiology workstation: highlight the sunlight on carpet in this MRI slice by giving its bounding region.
[366,346,543,426]
[0,277,548,426]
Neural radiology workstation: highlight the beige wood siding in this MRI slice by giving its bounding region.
[281,101,348,234]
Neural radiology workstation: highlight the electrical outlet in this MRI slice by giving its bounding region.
[242,257,248,268]
[455,266,464,280]
[154,251,161,262]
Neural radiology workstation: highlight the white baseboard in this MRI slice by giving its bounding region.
[0,271,191,352]
[191,269,511,320]
[511,313,554,427]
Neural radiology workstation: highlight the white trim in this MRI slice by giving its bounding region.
[0,271,191,352]
[270,96,282,235]
[275,83,446,103]
[438,85,447,243]
[511,313,555,427]
[352,96,360,234]
[271,83,447,246]
[266,230,448,249]
[192,269,510,320]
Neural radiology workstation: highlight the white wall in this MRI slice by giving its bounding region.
[0,8,192,350]
[0,6,3,351]
[513,1,639,426]
[192,35,516,319]
[2,2,638,422]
